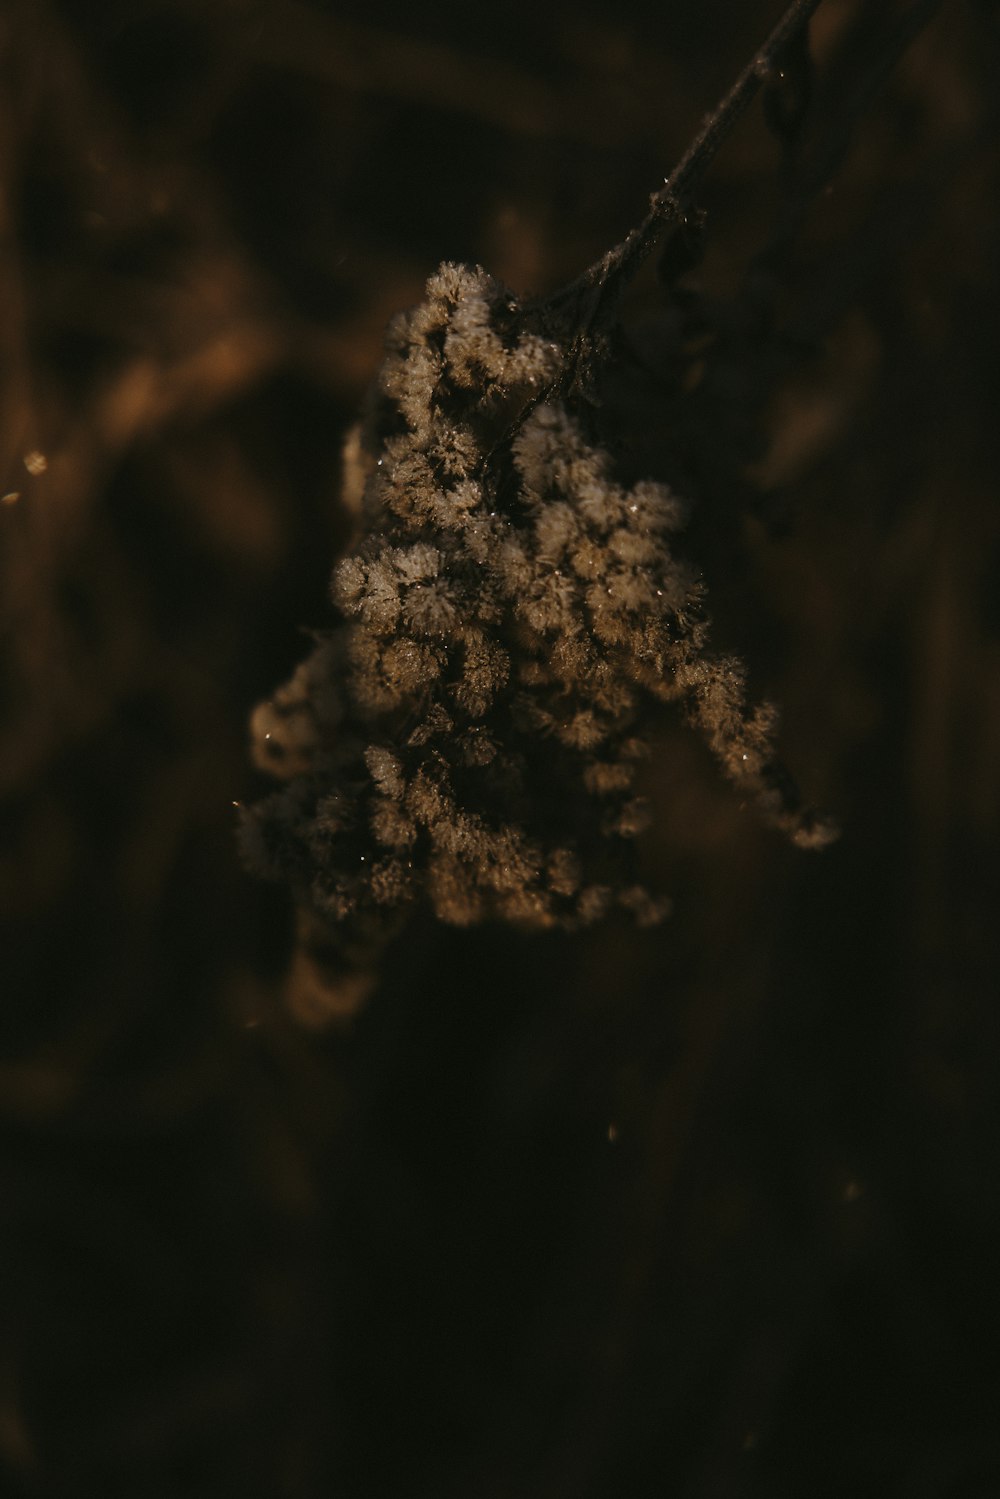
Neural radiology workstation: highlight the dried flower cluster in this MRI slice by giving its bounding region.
[239,260,833,986]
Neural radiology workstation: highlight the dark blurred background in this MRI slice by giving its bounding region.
[2,1,999,1494]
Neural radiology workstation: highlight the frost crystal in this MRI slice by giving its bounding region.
[240,263,833,989]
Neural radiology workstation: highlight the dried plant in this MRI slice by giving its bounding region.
[239,0,837,1009]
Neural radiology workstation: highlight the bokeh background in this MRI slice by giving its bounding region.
[2,0,999,1494]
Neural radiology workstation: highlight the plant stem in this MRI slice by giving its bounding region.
[541,0,827,330]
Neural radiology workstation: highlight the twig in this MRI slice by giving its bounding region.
[539,0,827,333]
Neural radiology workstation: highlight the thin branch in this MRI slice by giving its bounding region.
[540,0,827,329]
